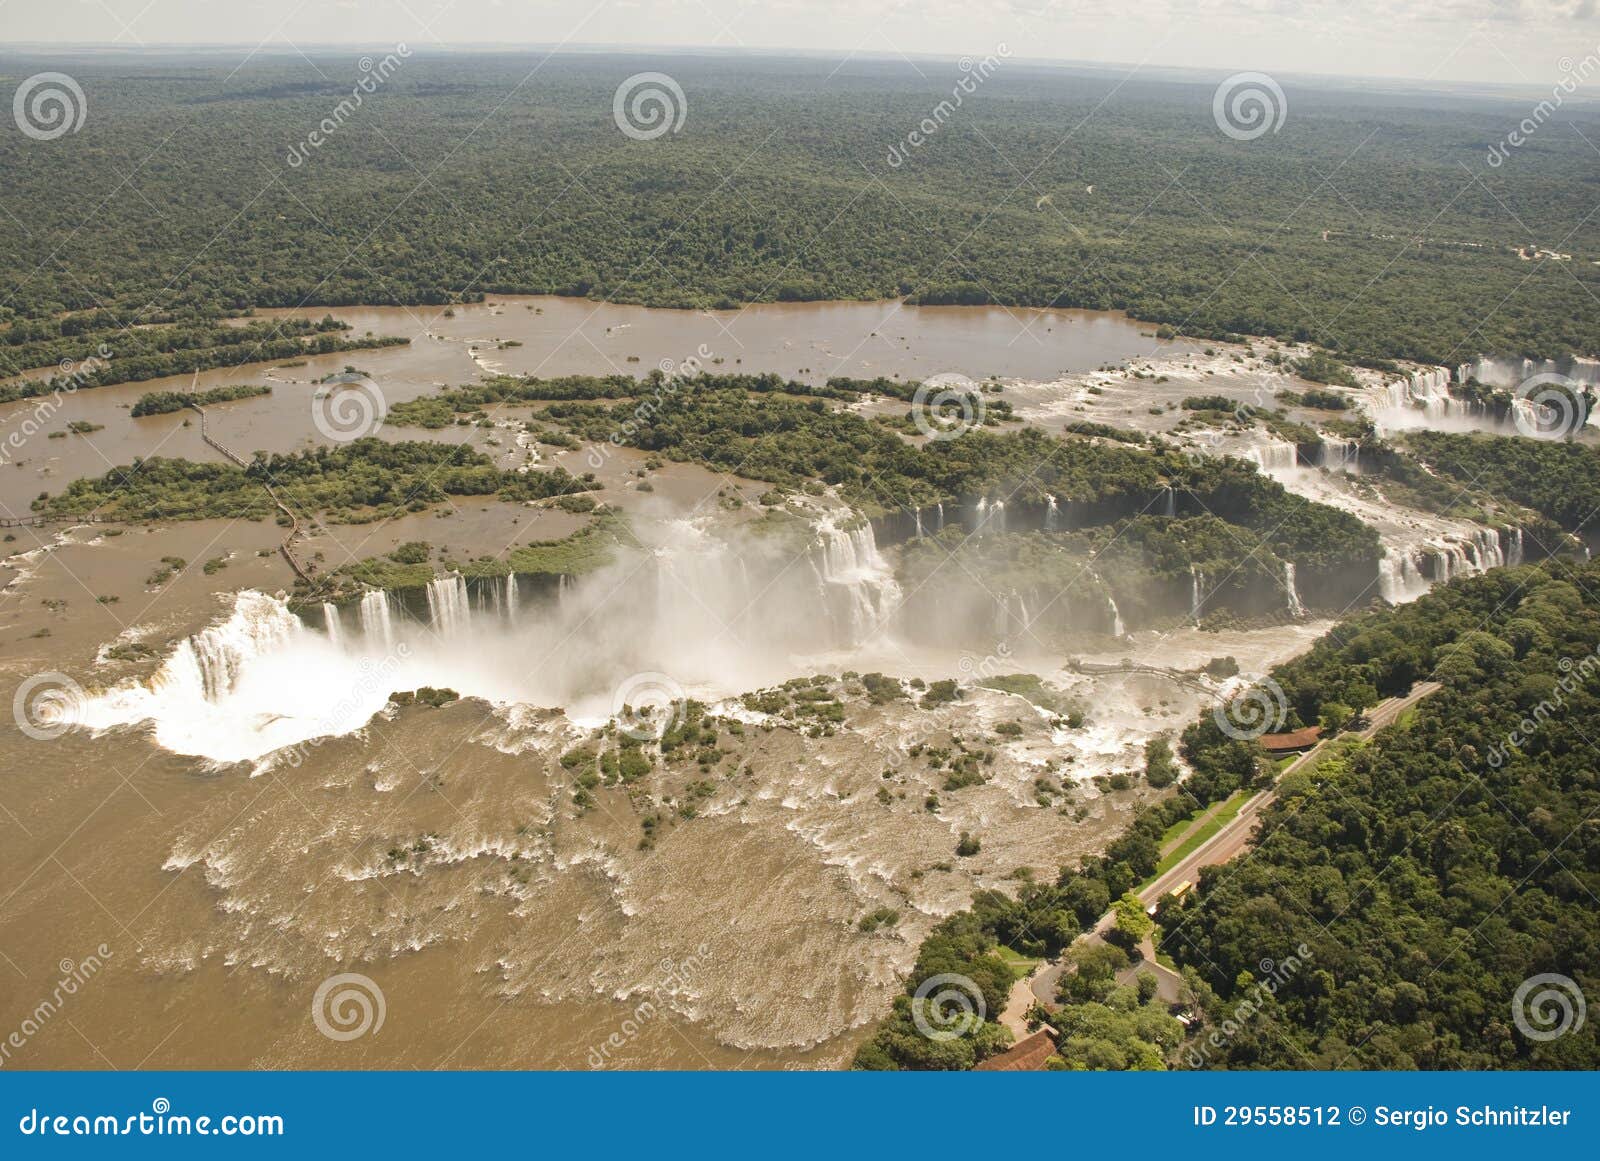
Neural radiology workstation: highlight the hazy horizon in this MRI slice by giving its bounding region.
[0,1,1596,87]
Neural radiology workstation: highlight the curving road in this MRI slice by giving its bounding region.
[1002,681,1441,1028]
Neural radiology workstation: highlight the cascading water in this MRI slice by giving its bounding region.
[1163,487,1176,518]
[1508,527,1525,566]
[71,591,395,764]
[811,515,903,645]
[426,575,470,635]
[359,589,396,653]
[1284,561,1307,618]
[1190,567,1204,623]
[1248,439,1298,473]
[322,602,343,648]
[1319,436,1360,472]
[1378,552,1430,604]
[1045,495,1059,531]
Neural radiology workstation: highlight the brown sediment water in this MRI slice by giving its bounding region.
[0,297,1187,519]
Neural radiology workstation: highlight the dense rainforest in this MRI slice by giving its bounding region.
[855,561,1600,1070]
[33,439,594,523]
[0,51,1596,371]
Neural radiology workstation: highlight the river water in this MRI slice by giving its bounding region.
[0,297,1187,519]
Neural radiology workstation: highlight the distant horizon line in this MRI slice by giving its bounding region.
[0,40,1591,97]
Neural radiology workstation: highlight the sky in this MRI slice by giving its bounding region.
[1,0,1598,86]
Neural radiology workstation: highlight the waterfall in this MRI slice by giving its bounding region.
[359,589,395,652]
[813,515,902,643]
[914,508,924,538]
[322,602,343,648]
[935,502,945,532]
[1090,569,1126,637]
[160,592,298,702]
[1378,552,1429,604]
[1284,562,1307,618]
[995,589,1033,637]
[427,575,469,635]
[1045,495,1059,531]
[1190,567,1204,623]
[1163,486,1176,518]
[1249,440,1298,473]
[1319,436,1359,472]
[1107,591,1125,638]
[502,574,519,620]
[1508,527,1525,566]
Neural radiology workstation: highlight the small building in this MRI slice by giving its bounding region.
[974,1028,1058,1071]
[1258,725,1321,755]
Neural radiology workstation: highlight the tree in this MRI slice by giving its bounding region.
[1113,891,1155,945]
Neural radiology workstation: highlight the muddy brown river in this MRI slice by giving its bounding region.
[0,298,1297,1071]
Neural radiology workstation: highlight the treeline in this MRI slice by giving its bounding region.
[1170,563,1600,1068]
[535,381,1378,578]
[130,384,272,416]
[1,56,1595,366]
[34,438,595,524]
[855,560,1600,1069]
[1405,431,1600,541]
[0,317,407,402]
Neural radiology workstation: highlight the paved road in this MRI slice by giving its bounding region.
[1002,681,1441,1025]
[1137,680,1440,907]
